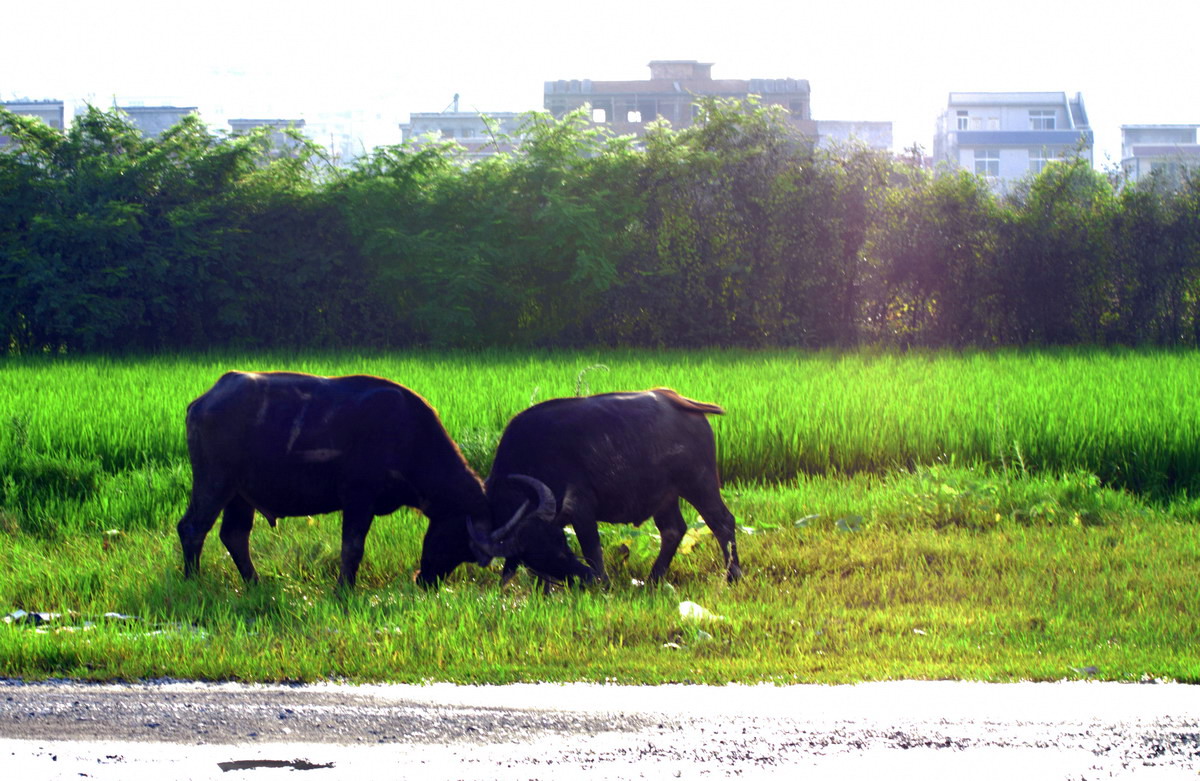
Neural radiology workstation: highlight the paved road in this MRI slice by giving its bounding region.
[2,679,1199,779]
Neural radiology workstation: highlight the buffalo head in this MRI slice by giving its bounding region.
[469,475,595,586]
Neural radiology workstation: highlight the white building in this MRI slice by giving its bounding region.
[1121,124,1200,186]
[934,92,1093,190]
[119,105,198,137]
[0,99,64,129]
[400,98,525,160]
[0,99,64,147]
[815,120,893,152]
[228,117,307,156]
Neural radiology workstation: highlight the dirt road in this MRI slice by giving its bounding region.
[2,679,1198,779]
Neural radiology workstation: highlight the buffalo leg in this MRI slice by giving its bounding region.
[218,495,258,583]
[682,486,742,583]
[177,484,233,578]
[649,500,687,583]
[556,493,607,584]
[500,558,521,586]
[572,519,608,585]
[338,502,376,589]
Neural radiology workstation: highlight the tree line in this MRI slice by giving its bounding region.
[2,100,1199,354]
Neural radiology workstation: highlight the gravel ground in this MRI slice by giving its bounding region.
[2,679,1199,779]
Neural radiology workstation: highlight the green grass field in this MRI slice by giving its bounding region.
[1,349,1198,684]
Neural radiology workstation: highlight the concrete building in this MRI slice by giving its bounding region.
[544,60,891,151]
[119,105,197,137]
[0,99,65,146]
[1120,124,1200,186]
[815,120,893,152]
[1,99,65,129]
[400,97,524,160]
[934,92,1093,190]
[545,60,814,135]
[228,118,307,154]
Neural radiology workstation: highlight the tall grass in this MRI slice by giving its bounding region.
[1,349,1197,537]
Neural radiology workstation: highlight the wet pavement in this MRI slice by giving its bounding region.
[2,679,1199,778]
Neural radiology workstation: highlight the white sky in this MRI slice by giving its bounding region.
[3,0,1197,166]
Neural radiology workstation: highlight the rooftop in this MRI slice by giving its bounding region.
[1,98,63,105]
[1121,124,1200,130]
[948,92,1071,106]
[546,61,809,96]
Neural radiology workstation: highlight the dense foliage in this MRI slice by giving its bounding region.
[3,101,1199,353]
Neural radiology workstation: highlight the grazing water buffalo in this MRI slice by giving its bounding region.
[176,371,504,588]
[477,388,742,585]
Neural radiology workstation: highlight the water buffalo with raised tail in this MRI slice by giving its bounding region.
[473,388,743,586]
[177,371,507,588]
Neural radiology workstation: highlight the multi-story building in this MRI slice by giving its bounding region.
[934,92,1093,190]
[545,60,814,136]
[400,97,524,160]
[814,120,893,152]
[544,60,890,151]
[228,118,307,154]
[119,105,198,137]
[1120,124,1200,185]
[1,99,65,129]
[0,99,65,146]
[4,101,200,144]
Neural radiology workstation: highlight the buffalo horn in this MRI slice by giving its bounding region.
[489,474,557,544]
[467,517,502,557]
[508,474,556,522]
[491,499,530,540]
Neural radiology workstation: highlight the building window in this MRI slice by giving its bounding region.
[638,99,656,122]
[1029,148,1061,174]
[1030,110,1055,130]
[591,107,607,123]
[627,110,642,124]
[975,149,1000,177]
[957,110,969,131]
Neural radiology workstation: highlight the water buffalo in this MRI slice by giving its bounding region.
[476,388,742,585]
[176,371,502,588]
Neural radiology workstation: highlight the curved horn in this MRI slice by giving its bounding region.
[508,474,556,522]
[491,499,530,540]
[479,476,556,558]
[467,516,503,558]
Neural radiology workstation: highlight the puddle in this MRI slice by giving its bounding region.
[218,758,335,772]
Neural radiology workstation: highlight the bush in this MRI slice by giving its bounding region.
[4,103,1200,353]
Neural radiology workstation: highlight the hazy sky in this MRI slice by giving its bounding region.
[3,0,1197,165]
